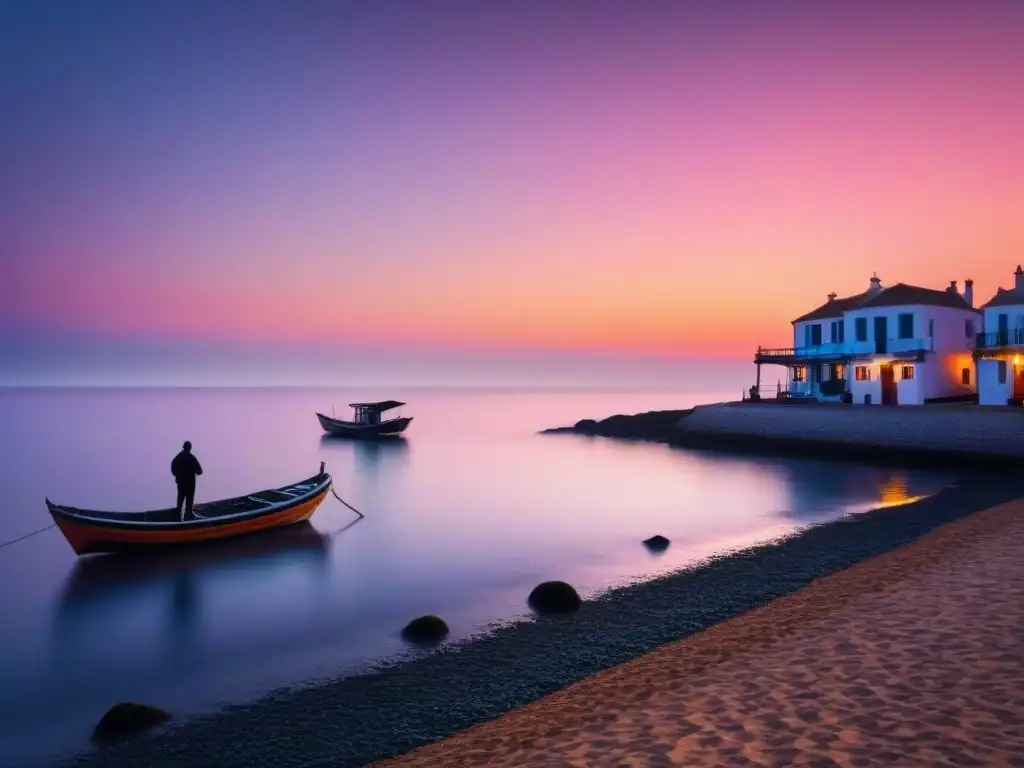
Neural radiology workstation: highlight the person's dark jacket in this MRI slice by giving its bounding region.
[171,451,204,488]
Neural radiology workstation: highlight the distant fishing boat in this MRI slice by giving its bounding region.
[47,464,333,556]
[316,400,413,439]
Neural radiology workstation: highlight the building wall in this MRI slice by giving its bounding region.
[848,366,880,405]
[847,360,924,405]
[982,304,1024,335]
[792,316,845,352]
[896,362,924,405]
[843,302,978,402]
[978,359,1011,406]
[923,305,978,399]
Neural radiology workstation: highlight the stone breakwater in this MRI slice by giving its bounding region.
[54,479,1024,768]
[544,402,1024,469]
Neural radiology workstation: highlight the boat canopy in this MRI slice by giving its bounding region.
[348,400,405,412]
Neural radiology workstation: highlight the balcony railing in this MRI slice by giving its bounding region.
[757,337,935,361]
[845,337,935,355]
[755,343,847,360]
[976,329,1024,349]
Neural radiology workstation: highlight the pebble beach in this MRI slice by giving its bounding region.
[380,488,1024,766]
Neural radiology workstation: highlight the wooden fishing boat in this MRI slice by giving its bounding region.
[316,400,413,438]
[46,463,333,556]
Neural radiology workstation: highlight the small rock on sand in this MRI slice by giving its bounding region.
[402,615,450,644]
[92,702,170,744]
[528,581,581,614]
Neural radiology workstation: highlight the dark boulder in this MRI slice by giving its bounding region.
[573,419,600,434]
[92,702,170,745]
[643,535,671,553]
[401,615,450,644]
[528,581,581,614]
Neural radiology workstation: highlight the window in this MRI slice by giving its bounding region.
[855,317,867,342]
[998,361,1007,384]
[827,320,846,343]
[831,363,845,381]
[965,319,974,338]
[809,323,822,346]
[901,365,915,380]
[961,368,971,386]
[855,365,871,381]
[792,365,805,383]
[929,319,934,338]
[898,313,914,340]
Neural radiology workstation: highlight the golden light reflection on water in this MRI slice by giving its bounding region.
[875,473,928,508]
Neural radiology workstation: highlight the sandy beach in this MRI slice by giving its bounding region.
[378,498,1024,767]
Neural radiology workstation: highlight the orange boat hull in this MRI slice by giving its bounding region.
[52,487,330,556]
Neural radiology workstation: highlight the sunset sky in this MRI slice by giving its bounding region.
[1,0,1022,384]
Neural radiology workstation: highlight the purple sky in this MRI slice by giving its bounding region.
[2,0,1022,384]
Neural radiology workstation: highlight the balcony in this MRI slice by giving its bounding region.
[976,329,1024,350]
[754,342,848,363]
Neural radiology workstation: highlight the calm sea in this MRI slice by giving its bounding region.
[0,386,949,767]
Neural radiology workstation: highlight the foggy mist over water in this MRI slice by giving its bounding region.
[0,335,752,390]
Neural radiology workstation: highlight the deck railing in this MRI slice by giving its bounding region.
[755,343,846,360]
[742,383,790,401]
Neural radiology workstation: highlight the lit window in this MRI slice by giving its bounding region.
[961,368,971,386]
[901,365,915,380]
[792,366,805,383]
[855,366,871,381]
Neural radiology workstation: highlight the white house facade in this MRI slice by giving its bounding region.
[754,274,980,405]
[976,265,1024,406]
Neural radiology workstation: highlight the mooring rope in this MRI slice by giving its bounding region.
[0,523,57,550]
[330,484,365,518]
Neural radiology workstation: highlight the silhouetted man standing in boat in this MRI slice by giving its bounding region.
[171,441,203,520]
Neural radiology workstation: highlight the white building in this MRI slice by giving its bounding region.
[976,265,1024,406]
[754,274,980,405]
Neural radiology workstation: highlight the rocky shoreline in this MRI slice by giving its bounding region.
[54,477,1024,768]
[542,402,1024,471]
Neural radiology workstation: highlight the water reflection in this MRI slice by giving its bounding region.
[53,523,332,672]
[319,435,410,476]
[354,437,409,476]
[765,460,942,522]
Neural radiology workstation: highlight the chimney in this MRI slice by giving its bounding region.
[964,278,974,307]
[827,292,838,302]
[867,273,883,295]
[947,280,958,294]
[1016,265,1024,292]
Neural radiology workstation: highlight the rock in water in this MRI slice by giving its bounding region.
[401,615,450,644]
[92,702,170,744]
[528,581,581,614]
[643,535,671,553]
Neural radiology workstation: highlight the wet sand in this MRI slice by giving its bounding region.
[378,499,1024,767]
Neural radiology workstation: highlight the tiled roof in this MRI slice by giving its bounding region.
[856,283,979,312]
[791,291,871,324]
[980,288,1024,309]
[792,282,979,324]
